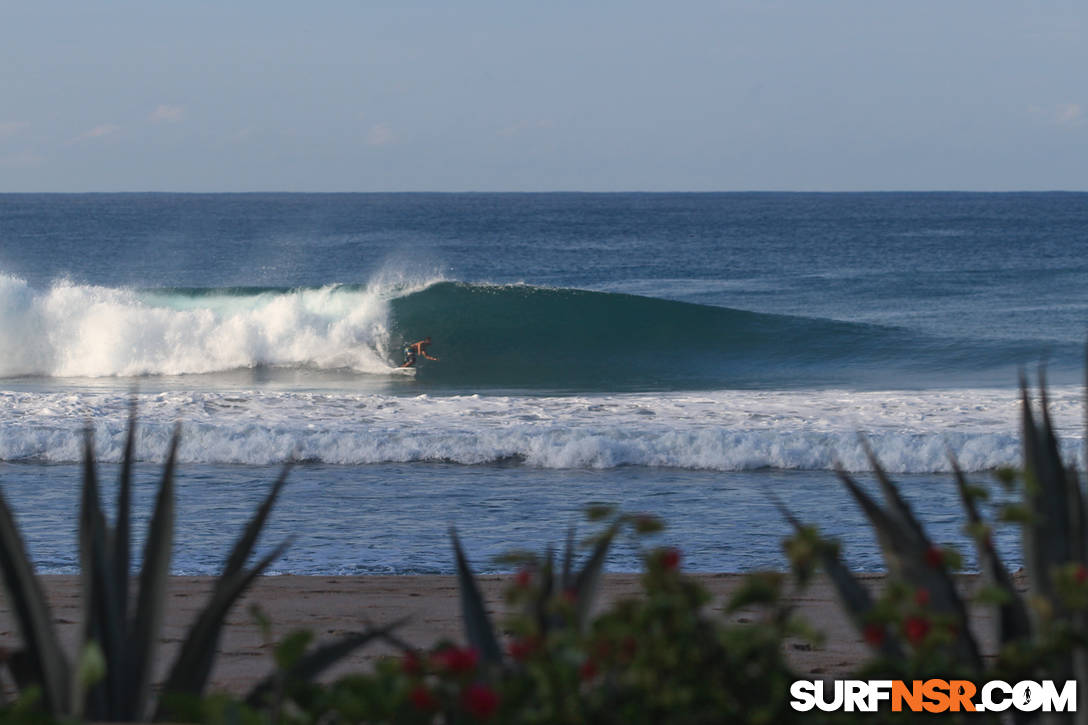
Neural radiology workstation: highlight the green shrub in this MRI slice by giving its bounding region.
[252,512,814,725]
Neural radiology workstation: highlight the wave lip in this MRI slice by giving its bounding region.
[1,388,1079,473]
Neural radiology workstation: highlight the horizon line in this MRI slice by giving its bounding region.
[1,189,1087,195]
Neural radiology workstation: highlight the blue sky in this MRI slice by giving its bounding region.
[1,1,1085,191]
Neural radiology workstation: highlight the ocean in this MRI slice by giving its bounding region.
[1,192,1085,574]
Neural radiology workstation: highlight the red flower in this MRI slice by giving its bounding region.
[514,567,533,589]
[924,546,944,568]
[862,623,886,647]
[914,588,931,607]
[462,683,499,720]
[409,685,438,711]
[1076,565,1088,584]
[661,548,681,571]
[507,636,538,662]
[432,646,479,673]
[579,658,599,681]
[903,616,930,645]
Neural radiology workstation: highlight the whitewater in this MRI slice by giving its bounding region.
[0,387,1079,473]
[0,271,436,377]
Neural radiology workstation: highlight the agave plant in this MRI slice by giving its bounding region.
[358,510,808,724]
[783,372,1088,720]
[0,406,390,722]
[448,506,645,667]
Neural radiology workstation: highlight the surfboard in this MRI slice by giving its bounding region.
[393,366,417,376]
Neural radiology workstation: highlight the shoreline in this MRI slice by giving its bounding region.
[0,573,1003,694]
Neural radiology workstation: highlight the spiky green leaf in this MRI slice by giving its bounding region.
[450,529,503,667]
[1019,375,1069,606]
[0,486,71,715]
[112,398,137,626]
[572,524,616,631]
[79,428,124,721]
[123,425,179,721]
[836,466,981,669]
[951,456,1031,645]
[244,621,405,709]
[561,527,575,592]
[159,538,290,711]
[222,464,290,580]
[773,496,905,660]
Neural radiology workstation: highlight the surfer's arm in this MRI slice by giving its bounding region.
[423,352,439,360]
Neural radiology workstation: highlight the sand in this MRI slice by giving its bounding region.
[0,573,1003,695]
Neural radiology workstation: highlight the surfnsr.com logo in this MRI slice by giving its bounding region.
[790,679,1077,713]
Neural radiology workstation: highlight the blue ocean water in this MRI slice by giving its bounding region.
[1,193,1086,573]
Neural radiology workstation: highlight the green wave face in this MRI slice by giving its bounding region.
[389,282,911,391]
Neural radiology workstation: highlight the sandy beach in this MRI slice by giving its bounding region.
[0,573,1005,695]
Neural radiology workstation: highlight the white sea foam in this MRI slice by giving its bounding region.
[0,387,1079,472]
[0,272,441,377]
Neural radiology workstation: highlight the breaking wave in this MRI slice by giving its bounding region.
[0,274,1062,390]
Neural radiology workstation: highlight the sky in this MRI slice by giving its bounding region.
[1,1,1086,192]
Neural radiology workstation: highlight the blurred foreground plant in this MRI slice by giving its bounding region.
[0,406,391,723]
[783,372,1088,722]
[278,509,814,725]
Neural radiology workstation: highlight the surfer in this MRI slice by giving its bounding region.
[401,337,439,368]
